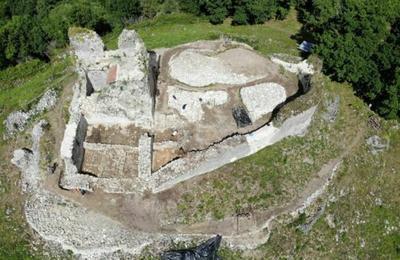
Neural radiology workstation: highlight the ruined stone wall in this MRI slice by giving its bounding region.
[60,113,92,191]
[60,28,156,193]
[138,134,153,180]
[61,29,317,194]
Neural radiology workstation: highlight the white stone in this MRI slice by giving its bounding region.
[271,56,314,75]
[167,86,228,122]
[35,89,57,113]
[118,29,147,55]
[87,71,108,91]
[169,49,260,87]
[240,83,287,122]
[69,30,104,63]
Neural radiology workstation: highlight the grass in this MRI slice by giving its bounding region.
[0,56,73,136]
[103,11,301,56]
[256,120,400,259]
[0,60,48,91]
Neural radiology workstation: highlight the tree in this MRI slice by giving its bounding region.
[0,15,47,67]
[179,0,289,25]
[245,0,278,24]
[43,1,112,48]
[232,5,247,25]
[297,0,400,119]
[101,0,141,23]
[4,0,36,16]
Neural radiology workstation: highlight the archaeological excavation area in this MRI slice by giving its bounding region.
[11,28,320,258]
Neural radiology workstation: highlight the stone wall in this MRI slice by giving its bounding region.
[138,134,153,180]
[4,89,57,138]
[60,28,157,192]
[68,28,104,65]
[71,116,88,172]
[60,114,91,191]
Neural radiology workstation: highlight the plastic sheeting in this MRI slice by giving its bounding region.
[161,235,222,260]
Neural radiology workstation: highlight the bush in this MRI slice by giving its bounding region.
[232,6,247,25]
[141,0,161,18]
[209,7,229,25]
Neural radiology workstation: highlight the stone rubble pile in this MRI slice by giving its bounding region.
[4,90,57,137]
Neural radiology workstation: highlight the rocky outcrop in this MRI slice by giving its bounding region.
[366,135,389,154]
[323,96,340,123]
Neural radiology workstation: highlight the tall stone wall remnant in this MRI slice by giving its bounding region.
[60,28,156,193]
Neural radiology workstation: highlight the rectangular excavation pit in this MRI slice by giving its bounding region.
[81,143,138,178]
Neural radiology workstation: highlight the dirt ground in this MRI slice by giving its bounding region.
[42,121,364,238]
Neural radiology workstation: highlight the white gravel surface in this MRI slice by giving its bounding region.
[240,83,287,121]
[168,86,228,122]
[169,49,260,87]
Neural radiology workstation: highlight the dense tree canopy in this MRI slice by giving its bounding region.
[180,0,291,25]
[0,0,115,67]
[297,0,400,119]
[0,0,188,68]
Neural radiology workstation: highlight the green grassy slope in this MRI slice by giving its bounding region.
[0,57,73,136]
[103,12,301,55]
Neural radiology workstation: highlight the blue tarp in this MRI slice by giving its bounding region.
[298,41,314,52]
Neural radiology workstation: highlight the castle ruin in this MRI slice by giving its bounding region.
[60,28,313,194]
